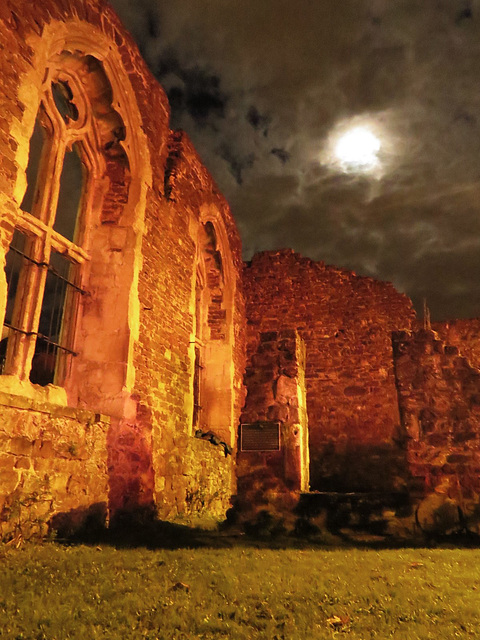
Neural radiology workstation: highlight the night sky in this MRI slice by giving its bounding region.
[109,0,480,321]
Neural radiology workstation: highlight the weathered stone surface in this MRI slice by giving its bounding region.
[0,392,108,541]
[235,330,309,527]
[243,250,415,492]
[0,0,244,533]
[393,328,480,515]
[432,318,480,369]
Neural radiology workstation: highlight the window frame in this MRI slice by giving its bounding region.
[2,66,102,385]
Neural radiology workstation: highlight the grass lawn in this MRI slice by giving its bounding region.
[1,541,479,639]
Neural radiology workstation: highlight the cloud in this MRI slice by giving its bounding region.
[110,0,480,320]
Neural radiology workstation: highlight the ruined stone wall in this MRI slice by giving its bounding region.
[235,329,308,528]
[0,0,244,527]
[393,329,480,514]
[134,132,245,520]
[238,329,308,492]
[0,0,155,533]
[432,318,480,370]
[244,250,415,491]
[0,391,108,541]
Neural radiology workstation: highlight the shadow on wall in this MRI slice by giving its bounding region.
[107,403,155,516]
[49,502,108,540]
[309,441,411,493]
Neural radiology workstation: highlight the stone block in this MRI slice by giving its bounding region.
[267,404,289,422]
[7,436,33,456]
[275,375,298,404]
[0,468,20,493]
[0,455,14,470]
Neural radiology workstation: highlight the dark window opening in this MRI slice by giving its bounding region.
[20,118,45,215]
[30,252,79,386]
[0,230,29,373]
[51,81,79,123]
[193,345,203,427]
[53,144,84,241]
[3,230,28,328]
[1,237,83,385]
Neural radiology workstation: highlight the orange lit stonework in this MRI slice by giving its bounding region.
[0,0,244,538]
[2,0,480,542]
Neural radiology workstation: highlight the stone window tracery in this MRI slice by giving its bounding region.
[1,53,127,387]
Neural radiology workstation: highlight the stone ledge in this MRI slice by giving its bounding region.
[0,390,111,425]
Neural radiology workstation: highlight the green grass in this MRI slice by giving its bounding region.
[1,543,479,639]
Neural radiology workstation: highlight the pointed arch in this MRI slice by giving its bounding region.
[1,20,151,416]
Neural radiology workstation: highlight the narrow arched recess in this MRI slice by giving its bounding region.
[191,213,236,446]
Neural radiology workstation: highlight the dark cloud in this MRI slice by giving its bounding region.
[217,142,255,186]
[145,6,160,38]
[109,0,480,320]
[270,148,290,164]
[456,3,473,23]
[153,52,228,127]
[246,106,271,136]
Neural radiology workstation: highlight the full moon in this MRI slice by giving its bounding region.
[334,126,381,171]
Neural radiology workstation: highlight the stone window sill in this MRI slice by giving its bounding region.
[0,376,110,424]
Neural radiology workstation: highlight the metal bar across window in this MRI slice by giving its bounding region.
[2,322,78,356]
[8,244,87,295]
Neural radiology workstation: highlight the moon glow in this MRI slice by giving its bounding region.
[334,126,381,171]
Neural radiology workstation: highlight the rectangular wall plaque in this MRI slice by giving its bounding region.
[240,421,281,452]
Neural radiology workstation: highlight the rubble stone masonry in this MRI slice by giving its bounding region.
[244,250,415,492]
[432,318,480,369]
[134,131,245,520]
[0,390,108,541]
[236,329,309,526]
[393,328,480,532]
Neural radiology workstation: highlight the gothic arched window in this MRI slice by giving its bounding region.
[1,57,121,386]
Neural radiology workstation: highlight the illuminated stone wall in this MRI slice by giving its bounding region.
[243,249,415,492]
[0,391,108,541]
[132,131,245,521]
[0,0,244,535]
[432,318,480,369]
[234,329,309,528]
[393,328,480,531]
[394,329,480,446]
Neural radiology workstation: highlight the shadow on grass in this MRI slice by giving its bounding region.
[52,505,480,551]
[56,507,320,551]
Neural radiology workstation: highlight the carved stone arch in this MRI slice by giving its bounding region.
[191,208,236,444]
[2,20,151,416]
[42,50,131,238]
[199,206,235,338]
